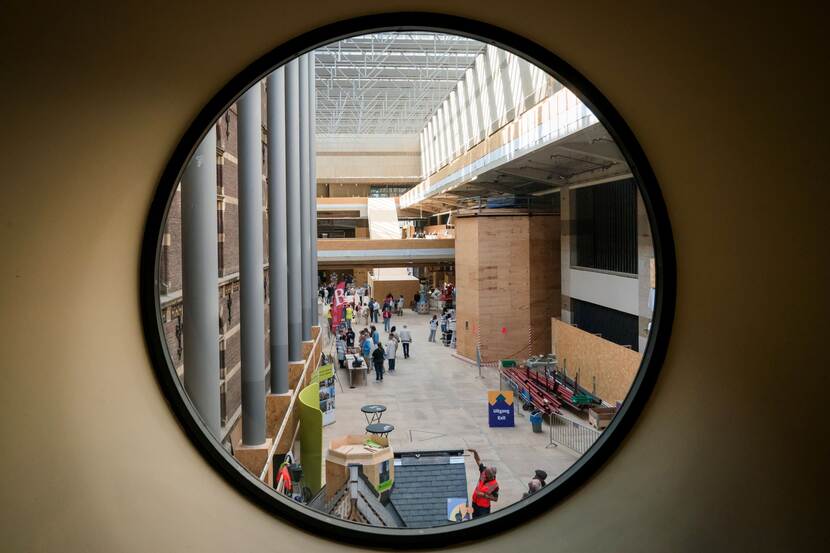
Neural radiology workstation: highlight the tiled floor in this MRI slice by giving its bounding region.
[321,308,579,513]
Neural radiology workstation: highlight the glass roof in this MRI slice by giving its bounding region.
[314,33,486,134]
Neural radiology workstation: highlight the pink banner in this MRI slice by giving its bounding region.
[331,281,347,329]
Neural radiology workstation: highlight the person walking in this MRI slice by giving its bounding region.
[372,342,386,381]
[428,315,438,342]
[371,325,380,345]
[385,334,398,372]
[345,327,355,348]
[335,333,347,369]
[324,303,333,336]
[362,303,370,326]
[468,449,499,518]
[399,324,412,358]
[382,304,392,332]
[368,298,376,323]
[345,303,354,329]
[361,330,373,368]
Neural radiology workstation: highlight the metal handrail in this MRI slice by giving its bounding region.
[259,328,323,480]
[547,412,601,455]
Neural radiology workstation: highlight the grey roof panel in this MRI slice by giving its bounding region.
[389,453,469,528]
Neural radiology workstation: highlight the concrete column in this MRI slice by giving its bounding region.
[181,130,221,437]
[637,190,655,352]
[309,52,319,327]
[285,59,303,361]
[419,130,426,178]
[559,185,572,323]
[496,50,515,118]
[437,106,448,164]
[482,49,500,133]
[238,83,266,446]
[431,121,437,172]
[472,62,488,141]
[463,72,476,144]
[447,91,459,157]
[299,54,312,339]
[266,67,289,394]
[517,54,535,110]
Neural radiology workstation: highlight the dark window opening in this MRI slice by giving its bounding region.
[369,185,413,198]
[572,298,638,351]
[573,178,637,274]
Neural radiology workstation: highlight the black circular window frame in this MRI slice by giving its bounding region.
[140,12,676,549]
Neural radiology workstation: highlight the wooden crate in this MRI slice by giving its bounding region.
[588,406,617,430]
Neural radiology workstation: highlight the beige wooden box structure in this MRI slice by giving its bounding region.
[325,435,395,500]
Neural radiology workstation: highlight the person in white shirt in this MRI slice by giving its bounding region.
[385,334,398,372]
[428,315,438,342]
[399,325,413,358]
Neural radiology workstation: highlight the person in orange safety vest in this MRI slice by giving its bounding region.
[468,448,499,518]
[277,462,292,495]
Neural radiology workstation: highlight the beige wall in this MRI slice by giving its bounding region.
[0,3,825,553]
[316,134,421,183]
[455,214,559,361]
[367,275,421,304]
[317,238,454,251]
[456,216,480,359]
[318,182,372,197]
[529,216,560,355]
[353,267,369,286]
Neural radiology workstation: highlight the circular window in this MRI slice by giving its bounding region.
[141,13,675,548]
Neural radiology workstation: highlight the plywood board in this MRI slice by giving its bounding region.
[367,274,420,304]
[455,216,479,360]
[551,318,642,404]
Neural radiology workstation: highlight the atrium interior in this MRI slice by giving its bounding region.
[159,31,654,528]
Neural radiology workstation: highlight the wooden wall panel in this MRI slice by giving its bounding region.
[529,216,561,355]
[456,214,561,362]
[455,217,479,359]
[367,277,420,305]
[352,267,369,286]
[477,216,531,362]
[551,318,642,405]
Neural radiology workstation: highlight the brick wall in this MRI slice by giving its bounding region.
[161,189,182,294]
[222,203,239,275]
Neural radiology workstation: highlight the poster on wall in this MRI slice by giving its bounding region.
[488,390,514,427]
[447,498,473,522]
[331,281,346,330]
[318,364,336,426]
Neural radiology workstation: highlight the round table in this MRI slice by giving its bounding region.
[361,404,387,424]
[365,422,395,438]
